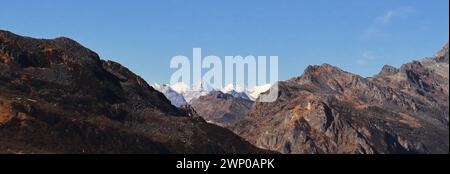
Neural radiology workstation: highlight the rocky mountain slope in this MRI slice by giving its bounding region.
[158,83,270,128]
[190,91,253,127]
[231,44,449,154]
[0,30,266,154]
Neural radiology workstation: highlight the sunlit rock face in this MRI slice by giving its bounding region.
[232,44,449,154]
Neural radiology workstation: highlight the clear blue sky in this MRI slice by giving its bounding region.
[1,0,448,84]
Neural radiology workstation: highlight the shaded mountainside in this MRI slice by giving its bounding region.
[190,91,253,127]
[0,30,266,154]
[232,44,449,154]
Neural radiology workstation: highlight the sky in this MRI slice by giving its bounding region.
[1,0,448,86]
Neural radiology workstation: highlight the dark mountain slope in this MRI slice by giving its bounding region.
[0,30,266,154]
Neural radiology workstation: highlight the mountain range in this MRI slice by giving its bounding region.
[0,29,448,154]
[151,82,271,107]
[157,42,449,154]
[227,43,448,154]
[0,30,267,154]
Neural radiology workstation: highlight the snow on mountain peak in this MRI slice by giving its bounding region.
[192,81,216,92]
[221,84,245,93]
[170,82,190,93]
[153,82,273,107]
[151,83,187,107]
[247,84,272,100]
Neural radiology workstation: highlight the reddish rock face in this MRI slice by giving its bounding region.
[0,30,267,154]
[0,98,14,125]
[231,44,449,154]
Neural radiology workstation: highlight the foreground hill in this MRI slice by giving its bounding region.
[0,30,265,154]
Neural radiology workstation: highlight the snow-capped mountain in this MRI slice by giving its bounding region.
[192,81,216,93]
[151,83,187,107]
[220,84,272,101]
[246,84,272,100]
[153,82,272,107]
[152,81,215,105]
[180,81,214,102]
[220,84,252,101]
[169,82,190,94]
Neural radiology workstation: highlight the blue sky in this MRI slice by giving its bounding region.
[1,0,448,85]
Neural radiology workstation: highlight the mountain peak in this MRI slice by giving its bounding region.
[234,43,449,154]
[221,83,245,93]
[192,81,215,92]
[300,63,356,83]
[190,91,254,127]
[377,65,399,77]
[170,82,191,93]
[151,83,188,107]
[1,29,265,154]
[0,30,100,67]
[434,42,449,63]
[303,63,346,75]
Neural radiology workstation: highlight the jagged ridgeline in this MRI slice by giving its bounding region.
[230,44,449,154]
[0,30,448,154]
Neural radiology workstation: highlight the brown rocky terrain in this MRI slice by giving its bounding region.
[190,91,254,127]
[230,44,449,154]
[0,30,266,154]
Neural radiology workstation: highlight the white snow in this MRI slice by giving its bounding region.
[170,82,191,94]
[152,82,273,106]
[151,83,187,107]
[246,84,272,100]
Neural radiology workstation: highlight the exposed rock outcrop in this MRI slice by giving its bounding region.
[232,44,449,154]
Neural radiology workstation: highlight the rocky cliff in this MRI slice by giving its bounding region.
[231,44,449,154]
